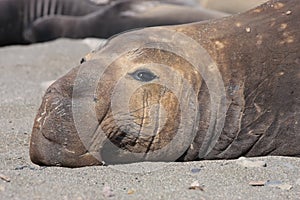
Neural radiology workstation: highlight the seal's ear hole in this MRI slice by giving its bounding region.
[128,69,158,82]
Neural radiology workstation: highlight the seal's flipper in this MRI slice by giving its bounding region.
[23,15,82,43]
[23,1,228,43]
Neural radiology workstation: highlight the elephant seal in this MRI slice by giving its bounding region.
[0,0,102,46]
[0,0,226,46]
[23,1,227,43]
[30,0,300,167]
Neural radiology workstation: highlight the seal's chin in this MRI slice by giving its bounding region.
[30,124,103,168]
[30,127,102,167]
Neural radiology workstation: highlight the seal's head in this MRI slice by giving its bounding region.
[30,27,224,167]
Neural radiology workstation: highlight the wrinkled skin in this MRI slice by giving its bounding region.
[30,0,300,167]
[0,0,226,46]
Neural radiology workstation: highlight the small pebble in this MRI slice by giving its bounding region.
[0,174,10,182]
[286,10,292,15]
[237,157,267,168]
[189,180,204,191]
[127,189,135,194]
[245,27,251,33]
[249,180,266,186]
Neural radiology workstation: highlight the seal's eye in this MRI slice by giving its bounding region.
[129,69,157,82]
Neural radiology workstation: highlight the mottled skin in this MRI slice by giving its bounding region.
[30,0,300,167]
[0,0,226,46]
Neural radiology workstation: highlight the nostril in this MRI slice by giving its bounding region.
[80,57,86,64]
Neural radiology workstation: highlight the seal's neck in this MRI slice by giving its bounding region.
[175,0,300,160]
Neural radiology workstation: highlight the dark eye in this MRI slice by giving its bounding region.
[129,69,157,82]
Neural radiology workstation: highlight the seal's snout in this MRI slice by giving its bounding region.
[30,67,103,167]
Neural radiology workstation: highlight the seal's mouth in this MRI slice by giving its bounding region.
[30,66,103,167]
